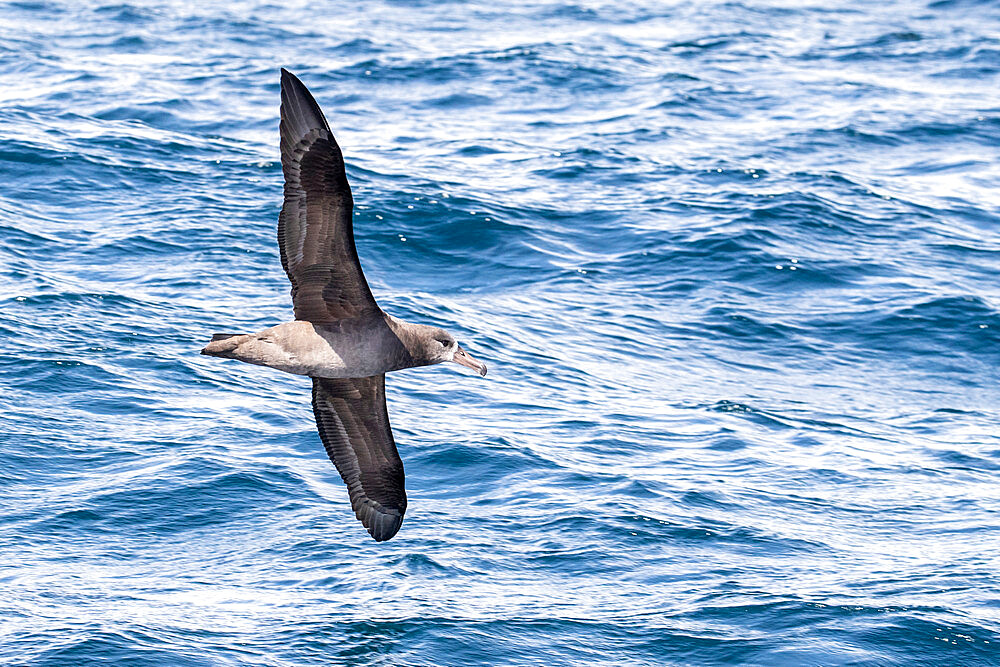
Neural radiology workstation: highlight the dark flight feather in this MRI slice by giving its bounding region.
[311,375,406,541]
[278,68,380,324]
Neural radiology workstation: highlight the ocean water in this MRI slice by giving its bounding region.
[2,0,1000,664]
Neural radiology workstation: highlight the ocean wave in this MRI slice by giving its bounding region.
[3,0,1000,664]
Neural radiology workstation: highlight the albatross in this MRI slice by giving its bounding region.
[202,69,487,542]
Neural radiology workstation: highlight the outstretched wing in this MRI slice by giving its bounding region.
[311,375,406,541]
[279,68,379,323]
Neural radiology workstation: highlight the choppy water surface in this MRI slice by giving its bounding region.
[3,0,1000,664]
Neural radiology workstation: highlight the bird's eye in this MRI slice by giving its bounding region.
[436,338,449,347]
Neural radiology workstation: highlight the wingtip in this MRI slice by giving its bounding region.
[361,505,404,542]
[278,67,332,138]
[281,68,310,97]
[370,528,402,542]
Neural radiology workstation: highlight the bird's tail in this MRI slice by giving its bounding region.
[201,333,247,358]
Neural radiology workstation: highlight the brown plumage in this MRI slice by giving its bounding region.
[202,69,487,542]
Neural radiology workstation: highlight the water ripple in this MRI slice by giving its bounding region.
[3,0,1000,665]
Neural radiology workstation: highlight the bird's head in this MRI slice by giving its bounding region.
[407,324,488,376]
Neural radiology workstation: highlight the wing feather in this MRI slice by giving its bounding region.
[279,69,379,323]
[311,375,406,541]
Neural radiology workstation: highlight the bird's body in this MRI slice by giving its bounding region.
[204,315,424,379]
[201,69,486,542]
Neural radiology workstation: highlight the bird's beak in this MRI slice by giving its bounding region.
[452,346,487,376]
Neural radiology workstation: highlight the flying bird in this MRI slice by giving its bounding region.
[202,69,487,542]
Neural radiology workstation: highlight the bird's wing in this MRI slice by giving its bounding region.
[278,68,379,323]
[311,375,406,541]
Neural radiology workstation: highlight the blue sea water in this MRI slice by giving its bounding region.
[2,0,1000,664]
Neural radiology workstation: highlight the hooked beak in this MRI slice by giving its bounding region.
[452,346,488,376]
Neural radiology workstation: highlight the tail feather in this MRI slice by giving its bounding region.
[201,333,247,357]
